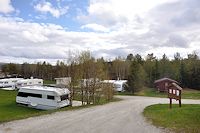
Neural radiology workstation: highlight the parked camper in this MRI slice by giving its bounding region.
[80,78,100,87]
[16,78,43,89]
[16,86,70,110]
[0,78,23,90]
[55,77,71,87]
[102,80,127,92]
[113,80,127,91]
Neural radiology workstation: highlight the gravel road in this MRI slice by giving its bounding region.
[0,96,200,133]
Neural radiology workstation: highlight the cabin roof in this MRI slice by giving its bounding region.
[154,78,178,84]
[170,83,183,90]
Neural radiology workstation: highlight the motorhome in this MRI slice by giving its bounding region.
[16,78,43,89]
[0,78,23,90]
[102,80,127,92]
[16,86,70,110]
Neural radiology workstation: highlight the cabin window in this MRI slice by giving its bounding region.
[38,82,42,84]
[60,94,68,101]
[47,95,55,100]
[17,92,42,98]
[5,82,8,84]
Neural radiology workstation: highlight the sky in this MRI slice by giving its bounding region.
[0,0,200,64]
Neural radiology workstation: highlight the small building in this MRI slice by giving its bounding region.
[154,78,178,92]
[55,77,71,87]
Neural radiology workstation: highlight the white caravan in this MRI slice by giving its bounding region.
[16,86,70,110]
[0,78,23,90]
[113,80,127,92]
[102,80,127,92]
[55,77,71,86]
[16,78,43,89]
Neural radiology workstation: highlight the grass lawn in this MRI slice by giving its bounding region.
[134,87,200,99]
[0,89,119,123]
[143,104,200,133]
[43,80,56,84]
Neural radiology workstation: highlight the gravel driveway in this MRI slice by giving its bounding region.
[0,96,200,133]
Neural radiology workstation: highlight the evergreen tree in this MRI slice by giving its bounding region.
[125,61,146,93]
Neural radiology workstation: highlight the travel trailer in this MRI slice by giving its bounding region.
[16,86,70,110]
[102,80,127,92]
[0,78,23,90]
[80,78,100,87]
[16,78,43,89]
[55,77,71,87]
[113,80,127,91]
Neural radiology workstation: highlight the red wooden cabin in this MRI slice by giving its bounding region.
[154,78,179,92]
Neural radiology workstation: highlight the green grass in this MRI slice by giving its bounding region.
[134,87,200,99]
[135,88,166,98]
[115,91,135,96]
[43,80,56,84]
[0,89,119,123]
[143,104,200,133]
[181,89,200,99]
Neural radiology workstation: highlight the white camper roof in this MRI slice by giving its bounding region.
[102,80,127,84]
[17,78,43,83]
[114,80,127,84]
[55,77,71,80]
[0,78,23,82]
[19,86,70,95]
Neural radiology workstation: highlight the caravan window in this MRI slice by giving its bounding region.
[114,84,121,88]
[17,92,42,98]
[60,94,68,101]
[47,95,55,100]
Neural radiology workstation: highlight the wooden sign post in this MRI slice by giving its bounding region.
[167,83,182,109]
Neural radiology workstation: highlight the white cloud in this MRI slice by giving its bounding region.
[1,0,200,64]
[78,0,177,28]
[34,1,68,18]
[0,0,14,14]
[81,23,109,32]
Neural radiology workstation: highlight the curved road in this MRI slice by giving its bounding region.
[0,96,200,133]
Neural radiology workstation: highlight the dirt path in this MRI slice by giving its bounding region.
[0,96,200,133]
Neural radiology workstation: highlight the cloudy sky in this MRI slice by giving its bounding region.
[0,0,199,64]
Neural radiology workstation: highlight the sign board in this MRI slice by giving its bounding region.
[167,83,182,108]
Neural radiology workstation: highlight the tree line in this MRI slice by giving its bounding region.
[1,51,114,105]
[1,51,200,93]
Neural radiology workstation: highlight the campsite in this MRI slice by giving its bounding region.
[0,51,200,133]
